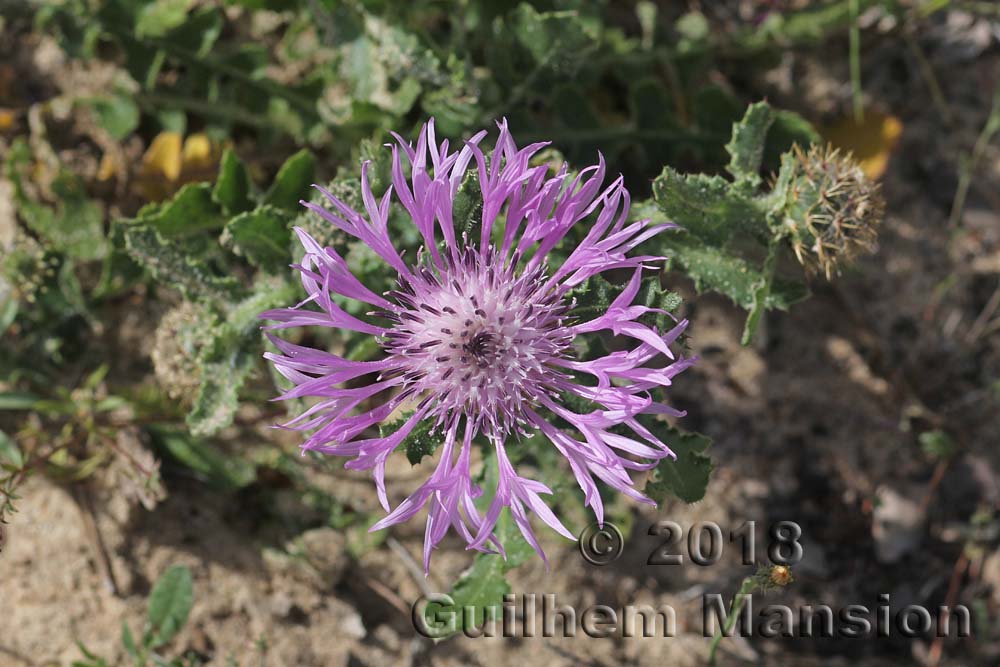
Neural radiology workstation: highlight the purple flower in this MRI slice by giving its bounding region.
[261,120,695,571]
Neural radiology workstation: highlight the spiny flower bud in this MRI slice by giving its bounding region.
[152,302,210,402]
[769,564,793,587]
[778,144,885,279]
[750,564,794,591]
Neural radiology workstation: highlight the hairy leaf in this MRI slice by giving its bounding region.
[663,234,807,311]
[643,424,713,504]
[264,149,316,211]
[213,148,253,215]
[223,205,293,272]
[726,101,775,191]
[146,565,193,647]
[652,169,766,246]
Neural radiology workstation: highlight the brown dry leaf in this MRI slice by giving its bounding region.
[821,110,903,180]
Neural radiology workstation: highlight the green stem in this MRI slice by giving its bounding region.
[708,577,757,667]
[104,24,318,118]
[133,92,276,131]
[849,0,864,123]
[948,88,1000,228]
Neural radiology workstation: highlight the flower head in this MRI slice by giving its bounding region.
[779,144,884,279]
[262,119,695,570]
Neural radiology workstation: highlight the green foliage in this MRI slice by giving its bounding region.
[212,148,253,215]
[379,415,439,466]
[222,206,294,273]
[0,430,24,470]
[146,565,194,647]
[77,564,197,667]
[150,427,256,491]
[120,149,312,304]
[183,281,296,437]
[725,101,774,191]
[649,101,822,344]
[5,139,106,262]
[82,93,141,140]
[263,149,316,211]
[919,430,957,459]
[644,424,714,505]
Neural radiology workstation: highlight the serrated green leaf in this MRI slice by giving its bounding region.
[510,4,597,74]
[641,287,684,333]
[421,453,536,637]
[264,150,316,211]
[186,282,295,436]
[643,424,713,504]
[566,271,614,311]
[380,414,439,465]
[726,101,775,190]
[146,565,193,648]
[122,224,240,300]
[663,234,807,311]
[135,183,225,238]
[423,508,533,637]
[652,169,767,246]
[226,280,297,333]
[452,169,483,241]
[740,241,780,345]
[223,206,292,272]
[187,335,255,437]
[212,149,253,215]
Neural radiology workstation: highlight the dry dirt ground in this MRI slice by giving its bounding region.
[3,12,1000,667]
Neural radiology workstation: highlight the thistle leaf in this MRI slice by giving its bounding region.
[223,205,293,273]
[644,424,713,504]
[213,148,253,215]
[264,149,316,211]
[725,101,775,191]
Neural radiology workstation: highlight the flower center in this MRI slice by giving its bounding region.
[463,330,496,361]
[379,245,572,435]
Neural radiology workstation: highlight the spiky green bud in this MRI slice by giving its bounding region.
[776,144,885,279]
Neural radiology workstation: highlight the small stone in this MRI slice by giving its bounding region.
[872,486,926,563]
